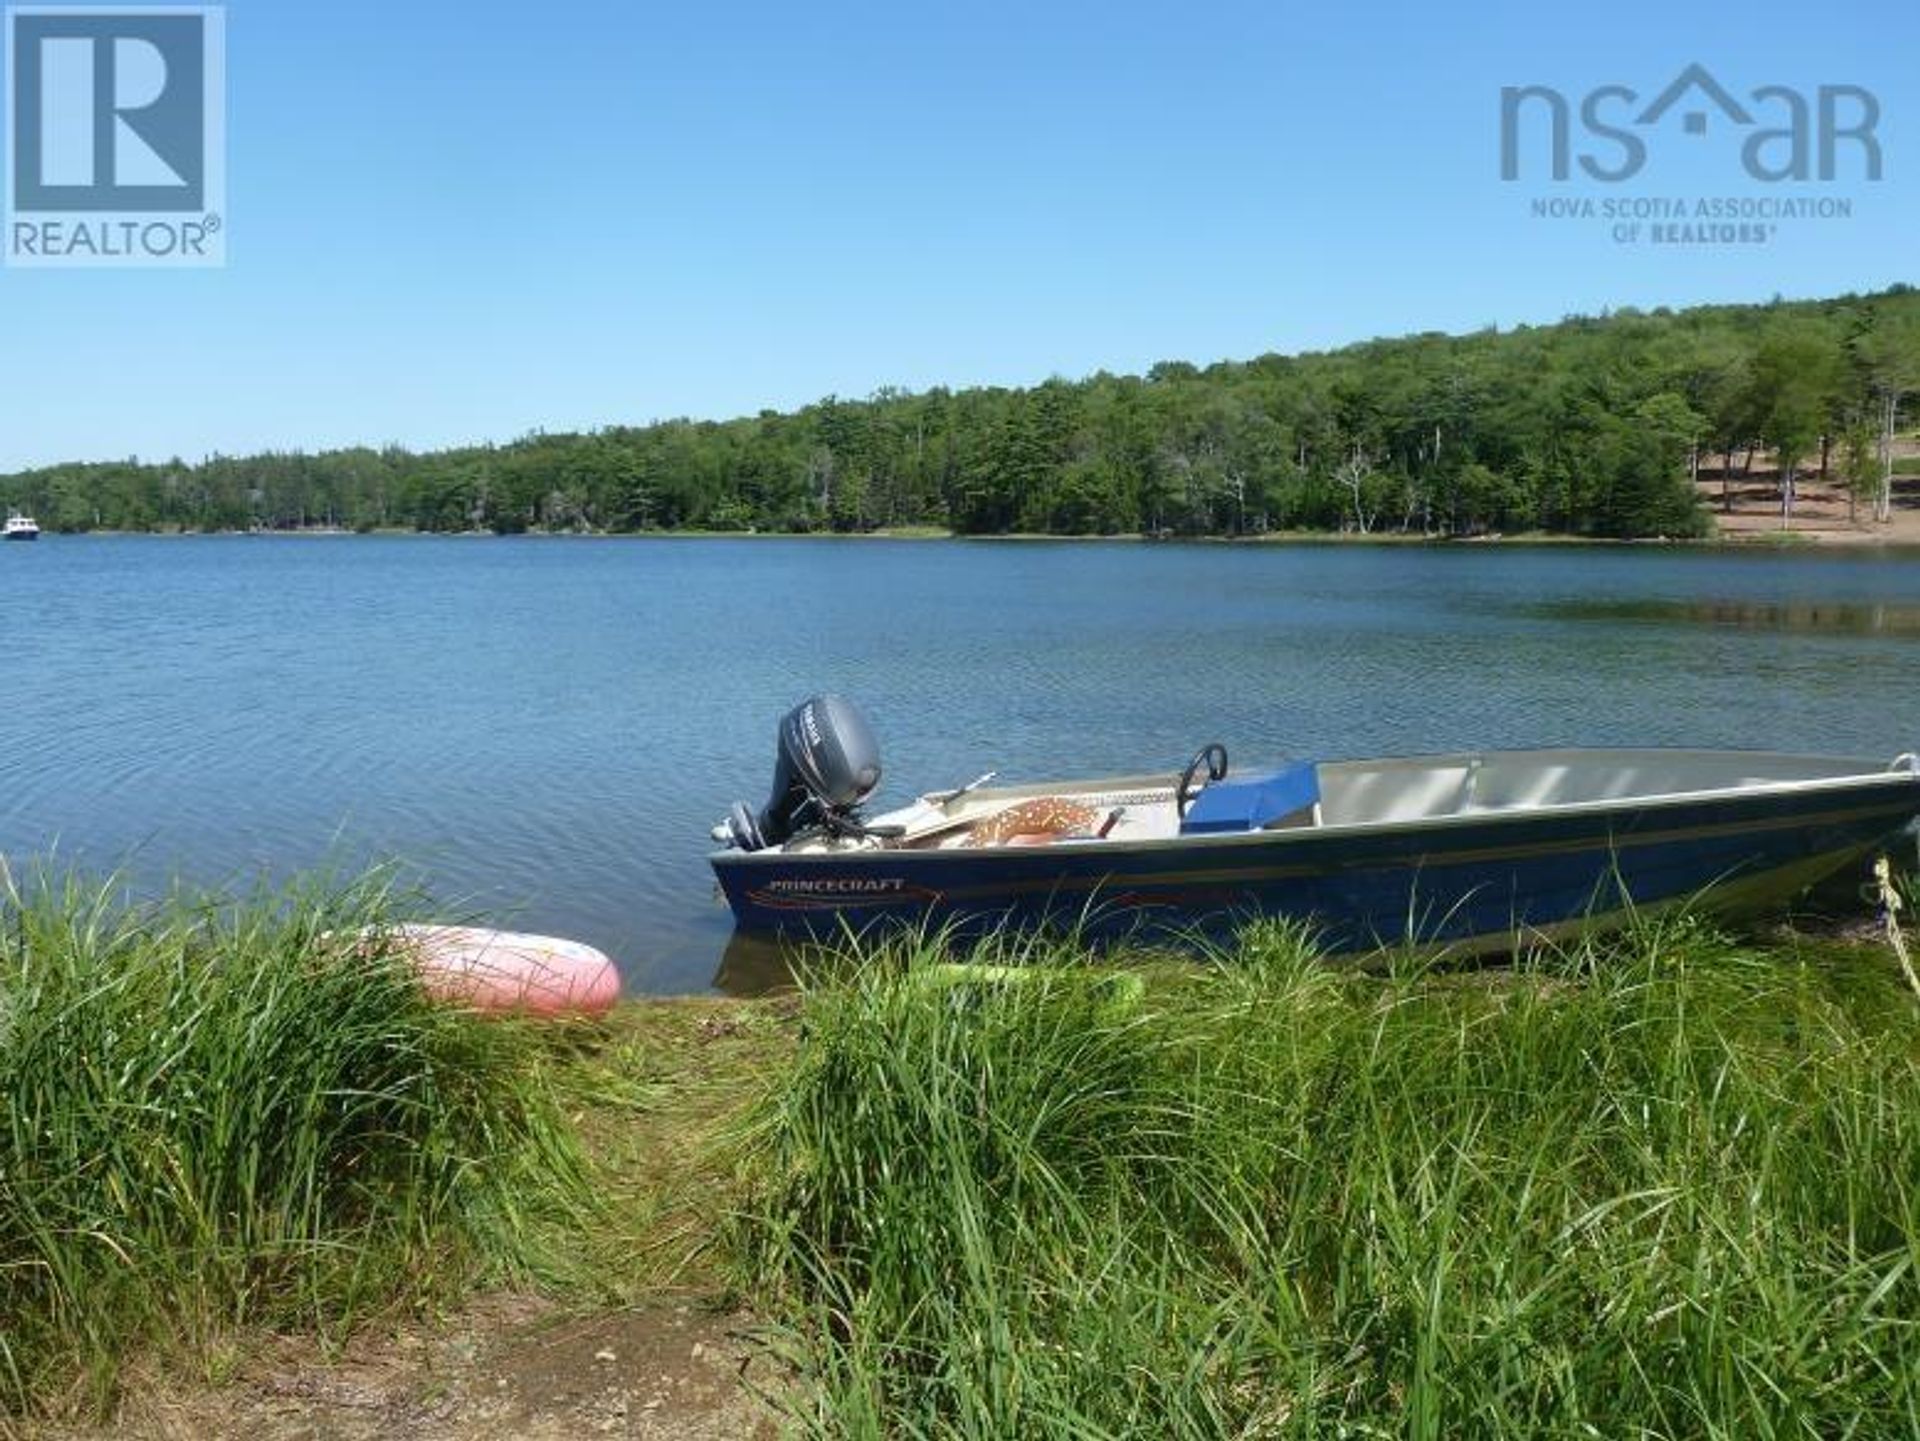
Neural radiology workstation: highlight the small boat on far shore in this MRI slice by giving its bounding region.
[709,696,1920,952]
[4,512,40,541]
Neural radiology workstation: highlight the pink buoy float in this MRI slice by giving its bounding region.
[374,924,621,1018]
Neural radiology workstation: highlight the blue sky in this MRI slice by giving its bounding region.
[1,0,1914,471]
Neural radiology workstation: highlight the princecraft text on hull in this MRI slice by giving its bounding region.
[708,696,1920,952]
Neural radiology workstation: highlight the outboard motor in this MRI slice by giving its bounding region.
[722,694,886,851]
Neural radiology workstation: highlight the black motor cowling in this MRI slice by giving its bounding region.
[724,694,884,851]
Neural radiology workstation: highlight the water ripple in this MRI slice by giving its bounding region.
[5,536,1920,992]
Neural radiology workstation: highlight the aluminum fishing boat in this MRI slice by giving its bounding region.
[709,696,1920,951]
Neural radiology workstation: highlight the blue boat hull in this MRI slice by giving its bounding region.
[711,773,1920,950]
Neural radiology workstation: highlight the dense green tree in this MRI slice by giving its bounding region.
[1749,319,1847,525]
[5,287,1914,541]
[1855,309,1920,523]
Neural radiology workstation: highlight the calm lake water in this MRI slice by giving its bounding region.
[5,535,1920,994]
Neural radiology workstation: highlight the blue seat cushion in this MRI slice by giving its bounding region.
[1179,761,1320,835]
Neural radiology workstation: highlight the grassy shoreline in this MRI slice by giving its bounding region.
[0,874,591,1416]
[36,523,1920,550]
[736,923,1920,1436]
[5,876,1919,1434]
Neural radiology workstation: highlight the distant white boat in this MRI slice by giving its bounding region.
[3,512,39,541]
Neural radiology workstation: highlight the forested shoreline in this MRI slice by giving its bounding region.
[6,285,1916,540]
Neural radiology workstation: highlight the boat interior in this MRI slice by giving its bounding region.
[806,749,1906,855]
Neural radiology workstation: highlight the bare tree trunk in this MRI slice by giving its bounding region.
[1879,391,1898,524]
[1336,447,1374,535]
[1818,433,1831,482]
[1721,447,1735,512]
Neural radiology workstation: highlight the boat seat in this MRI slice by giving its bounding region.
[1178,761,1321,835]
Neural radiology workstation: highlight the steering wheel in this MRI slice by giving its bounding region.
[1175,743,1229,818]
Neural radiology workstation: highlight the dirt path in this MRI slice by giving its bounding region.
[18,999,796,1441]
[1701,441,1920,544]
[26,1295,781,1441]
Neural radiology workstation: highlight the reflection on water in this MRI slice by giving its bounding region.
[712,931,871,997]
[1530,598,1920,635]
[712,932,804,997]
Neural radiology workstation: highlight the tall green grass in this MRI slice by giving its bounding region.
[741,921,1920,1437]
[0,869,586,1413]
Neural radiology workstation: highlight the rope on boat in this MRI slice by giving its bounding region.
[1872,855,1920,1000]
